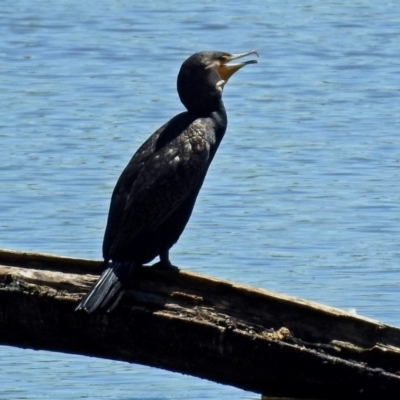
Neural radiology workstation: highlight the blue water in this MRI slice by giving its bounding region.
[1,0,400,398]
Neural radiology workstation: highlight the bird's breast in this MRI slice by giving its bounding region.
[185,119,216,153]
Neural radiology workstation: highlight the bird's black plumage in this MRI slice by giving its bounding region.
[76,50,258,313]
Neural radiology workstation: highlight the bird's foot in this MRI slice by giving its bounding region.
[151,260,179,271]
[152,251,179,271]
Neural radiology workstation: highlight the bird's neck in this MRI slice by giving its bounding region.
[210,100,227,142]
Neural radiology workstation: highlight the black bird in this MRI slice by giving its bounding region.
[76,50,258,313]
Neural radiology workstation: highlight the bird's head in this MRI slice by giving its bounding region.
[177,50,258,115]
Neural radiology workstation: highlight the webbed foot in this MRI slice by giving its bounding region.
[151,260,179,271]
[152,250,179,271]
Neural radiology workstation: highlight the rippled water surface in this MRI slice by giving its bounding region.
[1,1,400,399]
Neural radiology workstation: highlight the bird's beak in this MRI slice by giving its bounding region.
[218,50,258,82]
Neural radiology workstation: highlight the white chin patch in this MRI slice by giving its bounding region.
[216,79,226,92]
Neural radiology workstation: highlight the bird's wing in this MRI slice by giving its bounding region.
[102,122,166,260]
[103,117,213,260]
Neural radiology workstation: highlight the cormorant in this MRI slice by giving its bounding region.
[76,50,258,313]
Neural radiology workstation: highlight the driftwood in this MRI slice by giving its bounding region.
[1,249,400,399]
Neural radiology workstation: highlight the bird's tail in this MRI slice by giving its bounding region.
[75,261,136,313]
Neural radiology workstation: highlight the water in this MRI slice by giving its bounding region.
[1,0,400,398]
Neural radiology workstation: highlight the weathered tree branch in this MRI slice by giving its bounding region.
[1,249,400,399]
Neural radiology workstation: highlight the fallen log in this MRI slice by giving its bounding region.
[0,248,400,399]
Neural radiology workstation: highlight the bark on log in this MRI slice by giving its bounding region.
[1,249,400,399]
